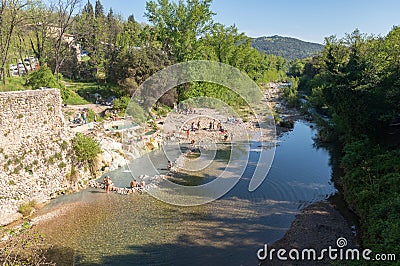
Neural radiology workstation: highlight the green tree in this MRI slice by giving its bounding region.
[82,0,93,15]
[288,59,305,77]
[145,0,214,62]
[94,0,104,18]
[0,0,29,85]
[74,0,111,80]
[105,8,121,49]
[48,0,80,77]
[26,1,54,65]
[106,45,171,96]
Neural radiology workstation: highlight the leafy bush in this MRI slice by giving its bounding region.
[72,133,101,169]
[25,66,87,104]
[283,77,299,107]
[60,140,68,151]
[18,200,37,217]
[112,96,131,112]
[180,82,248,111]
[26,66,63,90]
[153,105,171,117]
[341,140,400,257]
[58,162,66,169]
[125,101,146,123]
[54,153,62,160]
[61,88,89,105]
[79,108,103,123]
[69,165,78,182]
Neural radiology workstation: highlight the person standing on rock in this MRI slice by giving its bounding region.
[217,122,221,131]
[139,180,145,192]
[82,110,87,124]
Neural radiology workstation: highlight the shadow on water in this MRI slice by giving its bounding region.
[89,191,106,194]
[47,204,295,266]
[82,242,256,266]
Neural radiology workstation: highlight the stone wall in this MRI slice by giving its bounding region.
[0,89,88,225]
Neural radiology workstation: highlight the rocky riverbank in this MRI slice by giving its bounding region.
[259,201,358,266]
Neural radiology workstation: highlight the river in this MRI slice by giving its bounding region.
[34,120,336,265]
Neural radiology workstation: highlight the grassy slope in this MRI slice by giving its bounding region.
[0,76,29,92]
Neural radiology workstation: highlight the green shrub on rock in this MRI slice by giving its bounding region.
[18,200,37,217]
[72,133,101,170]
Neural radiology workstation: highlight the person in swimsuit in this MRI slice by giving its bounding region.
[130,179,138,189]
[103,176,113,193]
[140,180,145,189]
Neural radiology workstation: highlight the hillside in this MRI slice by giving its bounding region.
[252,35,324,60]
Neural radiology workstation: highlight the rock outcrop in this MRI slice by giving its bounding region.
[0,89,90,226]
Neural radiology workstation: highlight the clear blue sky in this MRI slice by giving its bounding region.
[98,0,400,44]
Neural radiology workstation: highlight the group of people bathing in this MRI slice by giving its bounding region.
[102,175,145,193]
[185,119,228,143]
[188,120,225,132]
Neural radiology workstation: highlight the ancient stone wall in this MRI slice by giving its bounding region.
[0,89,87,225]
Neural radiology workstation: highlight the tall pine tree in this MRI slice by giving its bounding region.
[83,0,94,17]
[95,0,104,18]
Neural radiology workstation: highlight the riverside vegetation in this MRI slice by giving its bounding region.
[292,28,400,262]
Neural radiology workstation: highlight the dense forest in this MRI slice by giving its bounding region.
[252,35,324,61]
[292,28,400,258]
[0,0,287,108]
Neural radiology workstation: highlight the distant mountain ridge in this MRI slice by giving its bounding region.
[252,35,324,61]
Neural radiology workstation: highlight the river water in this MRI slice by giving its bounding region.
[35,120,336,266]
